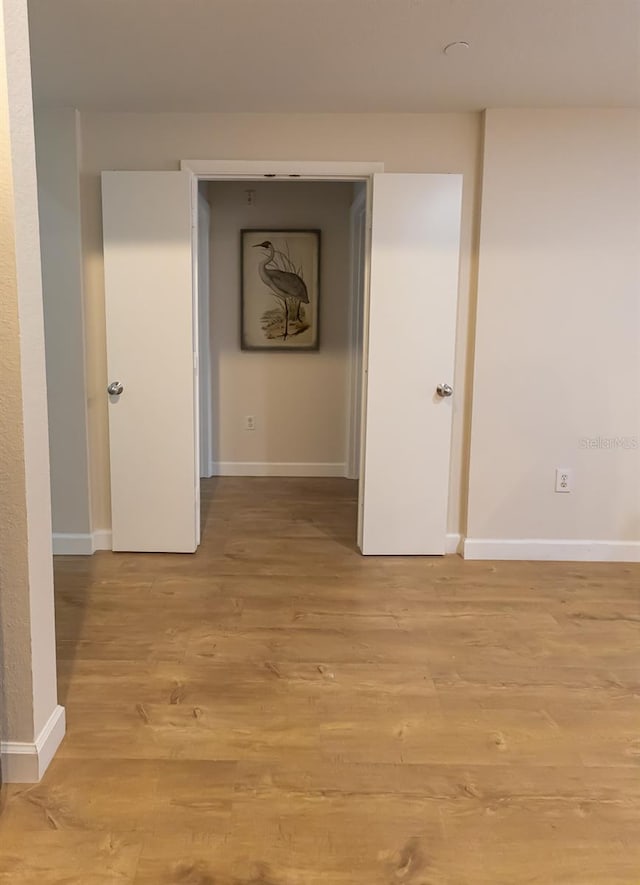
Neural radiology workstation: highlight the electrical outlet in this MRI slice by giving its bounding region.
[555,468,572,493]
[245,415,256,431]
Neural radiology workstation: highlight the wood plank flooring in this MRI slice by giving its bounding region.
[1,477,639,883]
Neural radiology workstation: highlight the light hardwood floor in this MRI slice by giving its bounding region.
[1,477,639,883]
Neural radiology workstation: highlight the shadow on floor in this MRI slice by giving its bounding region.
[53,555,101,706]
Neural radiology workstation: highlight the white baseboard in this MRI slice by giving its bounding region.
[92,529,113,551]
[210,461,347,477]
[445,533,463,555]
[52,530,112,555]
[1,705,66,783]
[463,538,640,562]
[52,532,93,555]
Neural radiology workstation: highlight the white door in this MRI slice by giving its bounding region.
[359,173,463,555]
[102,171,199,553]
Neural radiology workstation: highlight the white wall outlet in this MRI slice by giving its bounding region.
[555,468,572,493]
[244,415,256,431]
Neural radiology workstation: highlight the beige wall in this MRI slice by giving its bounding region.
[42,108,640,550]
[79,111,481,533]
[467,109,640,544]
[0,0,59,758]
[35,108,639,553]
[207,180,354,470]
[34,107,92,536]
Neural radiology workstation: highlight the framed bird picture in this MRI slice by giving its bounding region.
[240,229,321,351]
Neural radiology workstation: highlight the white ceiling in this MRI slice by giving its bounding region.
[28,0,640,112]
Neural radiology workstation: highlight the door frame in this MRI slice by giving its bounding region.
[346,185,367,480]
[197,189,212,479]
[183,159,383,550]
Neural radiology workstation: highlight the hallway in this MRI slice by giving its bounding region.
[0,478,638,883]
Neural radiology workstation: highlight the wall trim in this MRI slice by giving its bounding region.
[210,461,347,477]
[445,533,463,555]
[52,529,112,555]
[1,705,66,783]
[181,159,384,179]
[92,529,113,551]
[52,532,93,555]
[463,538,640,562]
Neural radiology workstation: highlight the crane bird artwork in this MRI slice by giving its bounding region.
[254,240,308,341]
[241,229,320,351]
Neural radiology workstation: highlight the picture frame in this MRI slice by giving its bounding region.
[240,229,321,351]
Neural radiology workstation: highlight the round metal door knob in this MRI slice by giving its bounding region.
[436,383,453,398]
[107,381,124,396]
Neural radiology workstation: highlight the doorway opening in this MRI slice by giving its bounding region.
[195,177,368,551]
[100,164,462,555]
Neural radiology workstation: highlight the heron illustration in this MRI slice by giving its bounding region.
[253,240,309,340]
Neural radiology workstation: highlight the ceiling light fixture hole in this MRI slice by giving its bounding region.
[443,40,470,56]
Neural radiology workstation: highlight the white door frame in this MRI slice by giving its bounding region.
[181,160,384,180]
[197,189,212,478]
[183,160,383,547]
[346,186,367,480]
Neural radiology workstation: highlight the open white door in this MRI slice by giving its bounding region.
[360,173,463,555]
[102,171,199,552]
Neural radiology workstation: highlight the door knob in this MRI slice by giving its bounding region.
[436,383,453,398]
[107,381,124,396]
